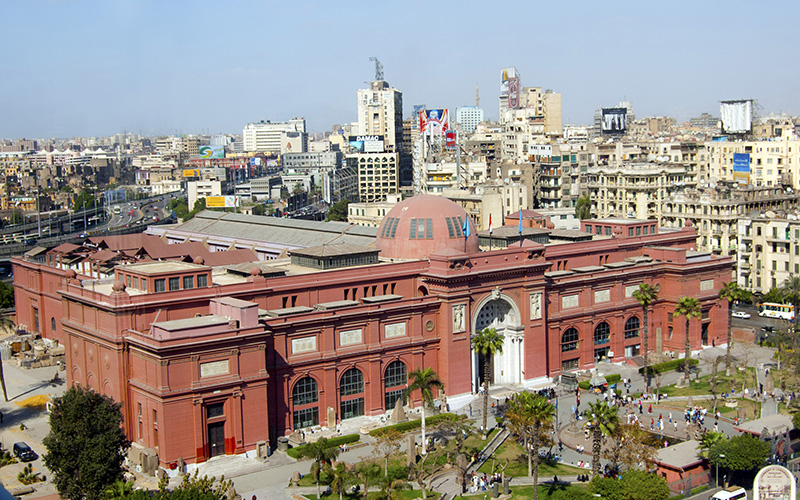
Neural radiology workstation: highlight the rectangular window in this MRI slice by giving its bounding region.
[340,398,365,420]
[142,280,147,292]
[197,274,208,287]
[293,407,319,429]
[169,277,180,290]
[154,279,166,292]
[183,276,194,289]
[385,390,405,410]
[206,403,225,419]
[561,358,579,371]
[409,218,417,239]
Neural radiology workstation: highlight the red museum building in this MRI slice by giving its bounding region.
[12,195,733,468]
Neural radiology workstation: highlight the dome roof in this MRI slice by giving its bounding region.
[376,195,479,259]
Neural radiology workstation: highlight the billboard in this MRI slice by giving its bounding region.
[500,67,518,95]
[205,196,240,208]
[199,145,225,159]
[601,108,627,134]
[733,153,751,182]
[104,188,126,204]
[445,130,457,150]
[183,169,200,177]
[348,135,385,153]
[507,77,520,109]
[720,100,753,134]
[419,109,450,135]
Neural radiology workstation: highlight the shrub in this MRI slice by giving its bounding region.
[286,434,360,459]
[639,358,698,375]
[369,413,464,438]
[578,373,622,391]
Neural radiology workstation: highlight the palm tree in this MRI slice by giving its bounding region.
[404,367,444,455]
[673,296,702,382]
[0,314,15,402]
[355,462,382,500]
[633,283,659,394]
[507,392,555,500]
[719,282,752,374]
[698,430,726,459]
[584,401,619,477]
[471,327,505,439]
[780,274,800,347]
[575,194,592,220]
[295,437,341,498]
[326,461,355,500]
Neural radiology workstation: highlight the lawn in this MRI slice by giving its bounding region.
[476,439,584,478]
[470,482,589,499]
[302,490,440,500]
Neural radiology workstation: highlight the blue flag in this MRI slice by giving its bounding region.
[462,218,471,237]
[518,210,523,234]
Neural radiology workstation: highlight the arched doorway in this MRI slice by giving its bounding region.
[471,292,524,392]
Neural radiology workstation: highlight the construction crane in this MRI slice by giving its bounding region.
[369,57,384,82]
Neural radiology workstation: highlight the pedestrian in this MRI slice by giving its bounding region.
[668,412,672,423]
[673,421,678,432]
[648,404,652,414]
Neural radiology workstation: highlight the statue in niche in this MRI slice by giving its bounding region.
[453,304,465,332]
[530,292,542,320]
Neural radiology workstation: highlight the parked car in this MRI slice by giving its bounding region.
[761,325,776,333]
[13,442,36,462]
[732,311,751,319]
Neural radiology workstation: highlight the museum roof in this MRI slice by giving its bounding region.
[653,440,703,469]
[168,210,378,249]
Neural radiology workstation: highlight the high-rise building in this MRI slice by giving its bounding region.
[357,80,409,185]
[456,106,484,134]
[242,119,307,154]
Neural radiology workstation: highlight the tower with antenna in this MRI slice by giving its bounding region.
[369,56,384,82]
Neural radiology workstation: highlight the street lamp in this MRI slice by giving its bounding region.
[716,454,726,490]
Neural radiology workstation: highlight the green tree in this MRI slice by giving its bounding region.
[326,199,350,222]
[591,469,670,500]
[404,367,444,455]
[507,392,555,500]
[43,385,130,500]
[780,274,800,346]
[373,427,402,477]
[354,462,382,500]
[292,182,305,195]
[471,327,505,439]
[673,296,702,381]
[72,190,97,213]
[575,194,592,220]
[295,437,341,498]
[251,204,266,216]
[0,281,16,309]
[584,401,619,477]
[719,282,752,373]
[793,411,800,430]
[698,430,726,459]
[633,283,659,393]
[325,461,356,500]
[761,287,785,304]
[709,434,770,484]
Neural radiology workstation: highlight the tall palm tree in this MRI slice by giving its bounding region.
[673,296,702,382]
[296,436,341,498]
[326,461,355,500]
[719,282,752,373]
[471,327,505,439]
[780,274,800,346]
[404,367,444,455]
[0,314,15,402]
[507,392,555,500]
[633,283,659,394]
[584,401,619,477]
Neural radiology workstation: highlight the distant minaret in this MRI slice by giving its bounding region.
[475,82,480,107]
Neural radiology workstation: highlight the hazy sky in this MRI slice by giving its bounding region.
[3,0,800,139]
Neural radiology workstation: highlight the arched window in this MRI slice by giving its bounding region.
[594,322,610,345]
[561,328,579,352]
[340,368,365,420]
[624,317,640,339]
[384,360,407,409]
[292,376,319,429]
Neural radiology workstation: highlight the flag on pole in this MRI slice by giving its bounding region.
[462,218,471,238]
[518,210,523,235]
[488,214,493,235]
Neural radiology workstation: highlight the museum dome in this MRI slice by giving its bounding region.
[376,195,479,260]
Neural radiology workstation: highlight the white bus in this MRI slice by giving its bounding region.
[758,302,795,321]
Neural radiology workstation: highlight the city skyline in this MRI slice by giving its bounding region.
[3,0,800,139]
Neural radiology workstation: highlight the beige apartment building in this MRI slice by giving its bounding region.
[660,185,796,256]
[708,140,800,189]
[585,162,691,220]
[346,152,399,204]
[737,213,800,294]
